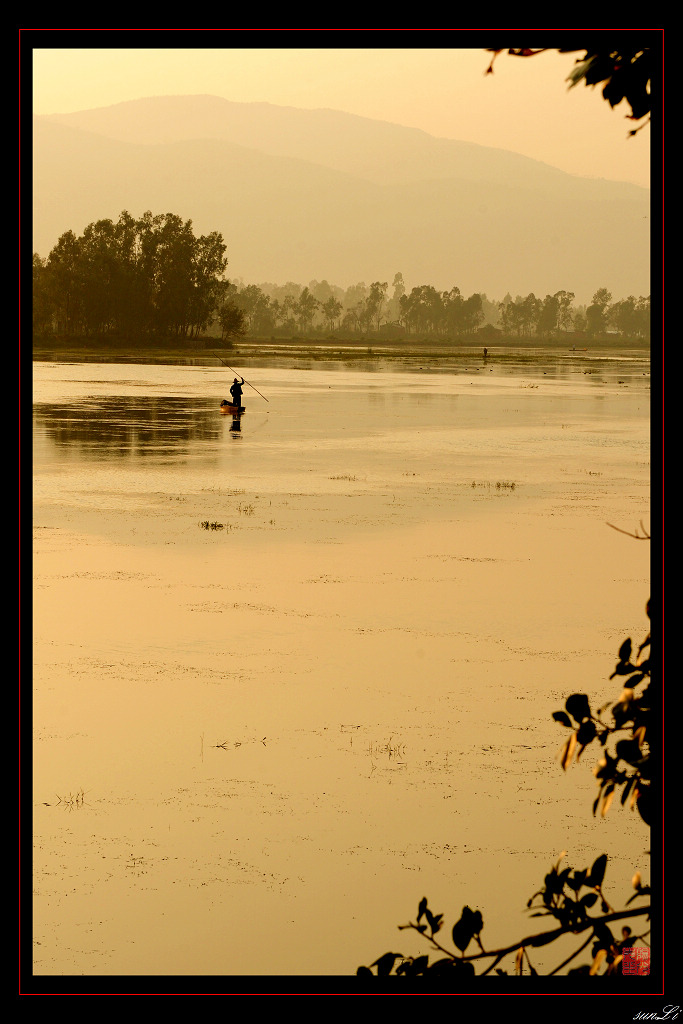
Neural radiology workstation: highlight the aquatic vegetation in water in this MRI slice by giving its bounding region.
[212,737,267,749]
[44,788,87,809]
[369,736,407,763]
[470,480,517,491]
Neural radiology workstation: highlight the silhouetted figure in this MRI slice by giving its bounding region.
[483,347,488,359]
[230,377,245,408]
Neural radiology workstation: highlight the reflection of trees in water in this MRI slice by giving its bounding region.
[33,397,221,457]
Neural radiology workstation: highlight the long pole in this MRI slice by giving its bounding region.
[216,356,269,403]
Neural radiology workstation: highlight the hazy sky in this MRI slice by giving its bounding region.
[30,41,652,188]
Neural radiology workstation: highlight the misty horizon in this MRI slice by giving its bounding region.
[32,94,650,309]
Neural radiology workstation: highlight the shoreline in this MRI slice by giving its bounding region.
[31,336,651,369]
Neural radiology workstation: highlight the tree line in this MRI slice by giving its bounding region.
[32,210,650,343]
[230,278,649,341]
[32,210,237,341]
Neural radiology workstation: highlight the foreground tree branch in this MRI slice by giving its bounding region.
[357,601,652,979]
[485,46,653,134]
[606,520,650,539]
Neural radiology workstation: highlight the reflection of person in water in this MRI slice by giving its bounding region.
[230,377,245,407]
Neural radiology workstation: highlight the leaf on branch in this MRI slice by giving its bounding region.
[587,853,608,888]
[544,869,563,895]
[618,634,634,659]
[565,693,592,723]
[615,738,644,765]
[560,732,577,771]
[566,56,597,89]
[396,954,430,976]
[371,952,402,976]
[610,662,638,679]
[592,920,615,949]
[600,785,615,817]
[426,909,443,935]
[552,711,573,728]
[589,947,608,975]
[576,719,597,747]
[626,886,651,905]
[633,726,647,747]
[515,947,524,975]
[567,869,587,892]
[429,957,475,976]
[618,638,633,663]
[451,906,482,953]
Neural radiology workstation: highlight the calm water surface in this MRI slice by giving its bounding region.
[31,354,651,982]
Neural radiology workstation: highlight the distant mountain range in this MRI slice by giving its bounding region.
[32,95,651,304]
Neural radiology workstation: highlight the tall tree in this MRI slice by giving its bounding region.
[586,287,613,335]
[32,254,54,335]
[296,287,320,333]
[36,210,232,341]
[366,281,389,332]
[555,290,576,333]
[536,293,560,335]
[386,272,406,323]
[233,283,271,333]
[44,229,84,335]
[321,296,344,332]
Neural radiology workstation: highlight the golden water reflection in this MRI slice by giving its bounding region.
[31,357,651,981]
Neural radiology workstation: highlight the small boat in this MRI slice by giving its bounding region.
[220,402,245,415]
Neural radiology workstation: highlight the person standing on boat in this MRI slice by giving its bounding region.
[230,377,244,407]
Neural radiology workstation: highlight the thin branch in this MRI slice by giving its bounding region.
[458,905,650,965]
[606,520,650,540]
[397,904,649,976]
[399,923,466,963]
[548,934,593,976]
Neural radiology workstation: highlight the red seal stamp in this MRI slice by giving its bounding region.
[622,946,650,975]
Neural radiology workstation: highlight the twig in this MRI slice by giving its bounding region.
[547,934,593,976]
[401,904,650,974]
[606,520,650,540]
[459,905,650,966]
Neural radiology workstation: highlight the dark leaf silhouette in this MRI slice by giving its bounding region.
[565,693,592,723]
[372,952,402,976]
[618,638,633,662]
[587,853,608,888]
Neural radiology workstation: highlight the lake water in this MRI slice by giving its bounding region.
[30,351,651,986]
